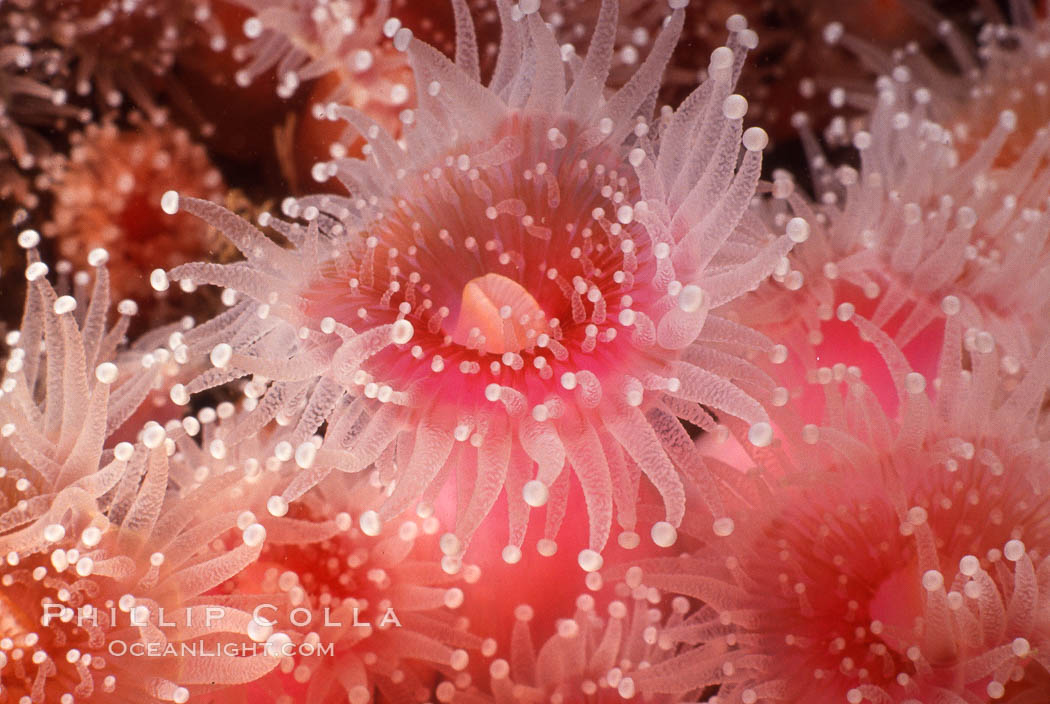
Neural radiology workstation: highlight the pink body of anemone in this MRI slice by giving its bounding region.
[617,312,1050,703]
[163,0,796,572]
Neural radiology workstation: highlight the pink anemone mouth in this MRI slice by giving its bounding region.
[301,113,663,416]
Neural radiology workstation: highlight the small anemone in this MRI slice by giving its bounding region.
[0,415,279,702]
[617,315,1050,703]
[744,2,1050,372]
[0,240,175,558]
[203,463,493,704]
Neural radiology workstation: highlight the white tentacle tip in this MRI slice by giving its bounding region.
[161,190,180,215]
[577,549,603,572]
[651,522,677,547]
[748,421,773,447]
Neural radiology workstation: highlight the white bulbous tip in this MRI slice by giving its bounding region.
[114,442,134,461]
[359,510,381,536]
[161,190,180,215]
[941,295,961,316]
[53,295,77,315]
[722,94,748,120]
[17,229,40,249]
[25,261,48,281]
[393,27,413,51]
[905,372,926,395]
[578,549,604,572]
[999,110,1018,132]
[921,569,944,592]
[501,545,522,564]
[150,269,169,292]
[748,421,773,447]
[1004,539,1026,562]
[87,247,110,267]
[450,648,470,671]
[519,0,541,14]
[677,284,705,313]
[523,480,550,507]
[786,217,810,243]
[668,0,688,9]
[266,496,289,518]
[210,343,233,368]
[242,523,266,547]
[713,517,735,537]
[94,362,118,385]
[742,127,769,152]
[536,538,558,556]
[823,21,844,45]
[169,384,189,406]
[651,522,677,547]
[439,532,462,556]
[390,319,414,344]
[617,531,641,549]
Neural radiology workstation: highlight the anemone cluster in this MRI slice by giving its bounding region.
[3,0,1050,703]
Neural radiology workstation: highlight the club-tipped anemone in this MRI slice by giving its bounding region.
[748,2,1050,373]
[747,63,1050,379]
[0,241,179,558]
[0,424,282,703]
[228,0,413,148]
[203,466,492,704]
[614,314,1050,703]
[0,0,227,130]
[41,115,226,305]
[165,0,795,568]
[449,579,693,703]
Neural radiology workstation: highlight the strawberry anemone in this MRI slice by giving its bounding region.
[747,3,1050,375]
[620,313,1050,703]
[0,247,278,702]
[0,427,280,704]
[162,0,795,571]
[42,116,226,305]
[1,238,174,559]
[742,73,1050,394]
[207,469,491,704]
